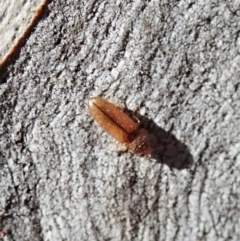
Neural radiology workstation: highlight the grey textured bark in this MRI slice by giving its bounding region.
[0,0,42,59]
[0,0,239,241]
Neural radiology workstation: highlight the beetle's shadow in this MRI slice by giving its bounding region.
[136,114,194,170]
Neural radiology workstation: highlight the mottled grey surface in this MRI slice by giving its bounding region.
[0,0,240,240]
[0,0,42,59]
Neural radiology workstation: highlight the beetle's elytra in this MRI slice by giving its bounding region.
[88,97,152,156]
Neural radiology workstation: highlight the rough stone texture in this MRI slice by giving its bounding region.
[0,0,239,240]
[0,0,42,59]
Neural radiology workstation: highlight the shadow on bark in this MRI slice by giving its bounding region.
[137,114,194,170]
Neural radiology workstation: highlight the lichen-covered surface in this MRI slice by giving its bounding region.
[0,0,42,59]
[0,0,239,240]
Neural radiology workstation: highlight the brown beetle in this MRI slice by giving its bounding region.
[88,97,152,156]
